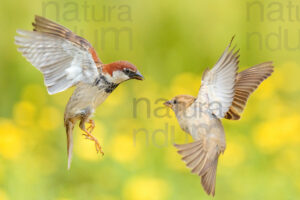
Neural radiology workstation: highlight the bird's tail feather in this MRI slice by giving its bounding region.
[65,121,74,170]
[174,140,219,196]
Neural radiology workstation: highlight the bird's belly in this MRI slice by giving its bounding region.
[65,84,109,118]
[79,85,109,109]
[93,90,109,107]
[180,111,219,140]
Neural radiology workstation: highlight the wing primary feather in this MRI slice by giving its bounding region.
[15,16,101,94]
[225,62,274,120]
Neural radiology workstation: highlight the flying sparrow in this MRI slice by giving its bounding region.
[15,16,144,169]
[164,37,273,196]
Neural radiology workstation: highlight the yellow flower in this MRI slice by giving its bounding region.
[0,119,23,160]
[13,101,36,127]
[123,176,170,200]
[253,115,300,153]
[38,106,61,131]
[110,134,140,163]
[253,121,286,153]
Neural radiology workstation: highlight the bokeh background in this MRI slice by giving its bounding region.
[1,0,300,199]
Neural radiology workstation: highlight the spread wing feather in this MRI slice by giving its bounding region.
[15,15,102,94]
[225,62,274,120]
[174,139,221,196]
[195,37,239,118]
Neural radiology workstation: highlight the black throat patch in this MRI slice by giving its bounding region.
[94,75,119,93]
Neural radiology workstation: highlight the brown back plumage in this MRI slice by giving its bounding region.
[225,62,274,120]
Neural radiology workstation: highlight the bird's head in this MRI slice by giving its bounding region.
[102,61,144,84]
[164,95,196,113]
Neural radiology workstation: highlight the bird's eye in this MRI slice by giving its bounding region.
[124,68,130,73]
[173,100,177,104]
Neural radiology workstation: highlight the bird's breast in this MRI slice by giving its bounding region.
[94,75,119,94]
[176,108,225,141]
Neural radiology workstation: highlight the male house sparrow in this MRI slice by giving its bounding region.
[15,16,143,169]
[164,37,273,196]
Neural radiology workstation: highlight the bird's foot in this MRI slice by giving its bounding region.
[82,130,104,156]
[86,119,95,133]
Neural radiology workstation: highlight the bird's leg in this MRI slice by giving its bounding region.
[86,119,95,133]
[79,120,104,156]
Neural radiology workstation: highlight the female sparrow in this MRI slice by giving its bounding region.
[15,16,143,169]
[164,37,273,196]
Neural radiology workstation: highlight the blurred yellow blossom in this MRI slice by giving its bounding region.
[253,115,300,153]
[13,101,36,127]
[0,120,23,160]
[123,176,170,200]
[38,106,61,131]
[110,134,140,163]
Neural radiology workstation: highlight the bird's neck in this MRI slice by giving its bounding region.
[94,75,119,93]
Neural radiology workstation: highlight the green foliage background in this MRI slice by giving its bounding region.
[0,0,300,199]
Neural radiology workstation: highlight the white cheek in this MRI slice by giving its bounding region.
[112,71,129,83]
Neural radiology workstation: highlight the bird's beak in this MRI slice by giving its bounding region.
[163,101,172,108]
[130,70,144,80]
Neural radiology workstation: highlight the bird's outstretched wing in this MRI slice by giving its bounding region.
[195,37,239,118]
[15,15,102,94]
[174,138,222,196]
[224,62,274,120]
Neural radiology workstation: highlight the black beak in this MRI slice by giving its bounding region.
[130,70,144,80]
[163,101,172,108]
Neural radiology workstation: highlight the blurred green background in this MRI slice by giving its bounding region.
[1,0,300,199]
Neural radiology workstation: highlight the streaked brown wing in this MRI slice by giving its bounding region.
[225,62,274,120]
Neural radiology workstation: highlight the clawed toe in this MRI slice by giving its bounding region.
[94,142,104,156]
[82,131,104,156]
